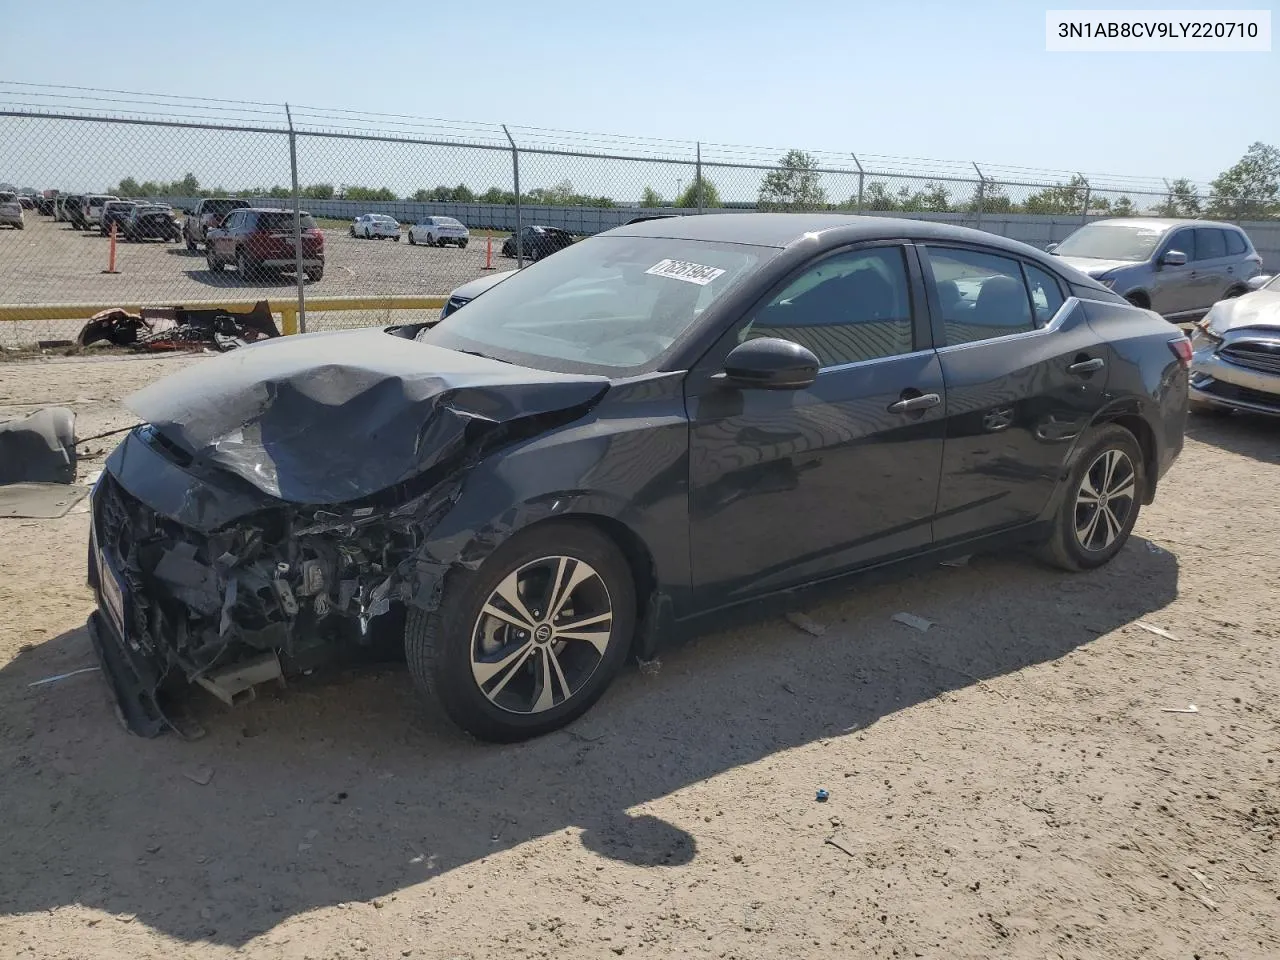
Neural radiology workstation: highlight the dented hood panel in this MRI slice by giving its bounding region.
[1205,289,1280,334]
[126,328,610,504]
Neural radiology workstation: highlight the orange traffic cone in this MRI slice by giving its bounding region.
[102,221,120,274]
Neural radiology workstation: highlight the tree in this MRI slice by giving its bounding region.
[860,181,898,211]
[450,183,475,203]
[640,186,665,207]
[1023,174,1090,215]
[1208,142,1280,219]
[675,176,721,208]
[346,186,396,202]
[302,183,334,200]
[1111,195,1135,216]
[1156,177,1201,217]
[175,173,200,195]
[480,186,515,204]
[116,177,141,197]
[967,181,1014,214]
[758,149,827,211]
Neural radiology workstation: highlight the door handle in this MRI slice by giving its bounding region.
[887,393,942,414]
[1068,357,1105,375]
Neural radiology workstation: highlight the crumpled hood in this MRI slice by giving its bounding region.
[126,327,609,504]
[1203,289,1280,334]
[1053,255,1134,278]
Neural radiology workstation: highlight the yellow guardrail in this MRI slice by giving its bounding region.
[0,296,447,336]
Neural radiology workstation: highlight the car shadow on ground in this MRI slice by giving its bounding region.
[181,269,306,290]
[1185,411,1280,464]
[0,541,1178,946]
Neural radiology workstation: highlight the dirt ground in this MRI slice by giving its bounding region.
[0,353,1277,960]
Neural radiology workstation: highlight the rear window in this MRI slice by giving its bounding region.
[205,199,249,215]
[439,217,463,227]
[252,212,317,231]
[0,192,16,202]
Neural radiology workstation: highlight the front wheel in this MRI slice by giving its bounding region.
[408,233,417,245]
[405,521,636,742]
[305,267,323,282]
[459,239,468,249]
[236,248,257,281]
[1037,424,1144,571]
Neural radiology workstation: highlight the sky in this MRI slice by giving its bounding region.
[1,0,1277,195]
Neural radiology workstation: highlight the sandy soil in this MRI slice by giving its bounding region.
[0,353,1277,960]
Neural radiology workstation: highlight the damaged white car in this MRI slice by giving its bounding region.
[1189,273,1280,416]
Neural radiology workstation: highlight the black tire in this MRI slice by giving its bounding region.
[405,521,636,742]
[1124,293,1149,310]
[207,252,224,272]
[393,235,400,242]
[236,248,257,281]
[408,233,417,245]
[305,267,323,282]
[1037,424,1145,572]
[186,235,197,252]
[459,239,468,249]
[349,226,357,238]
[1223,285,1247,299]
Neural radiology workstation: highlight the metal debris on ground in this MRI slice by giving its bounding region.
[77,300,281,353]
[785,611,826,636]
[183,766,215,785]
[939,555,971,568]
[1161,703,1200,714]
[892,612,934,633]
[637,657,661,677]
[824,837,857,858]
[1135,621,1180,641]
[27,665,101,687]
[815,789,830,802]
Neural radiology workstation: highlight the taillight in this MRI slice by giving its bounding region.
[1168,337,1192,367]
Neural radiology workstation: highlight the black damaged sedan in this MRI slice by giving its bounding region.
[88,214,1188,741]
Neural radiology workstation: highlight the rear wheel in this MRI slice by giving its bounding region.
[405,521,636,741]
[459,239,468,249]
[206,250,224,272]
[1037,424,1144,571]
[393,235,400,242]
[408,232,417,245]
[305,266,323,282]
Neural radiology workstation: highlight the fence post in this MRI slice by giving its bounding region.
[503,125,522,268]
[696,142,703,214]
[851,154,864,213]
[285,103,306,334]
[972,161,985,231]
[1080,177,1091,227]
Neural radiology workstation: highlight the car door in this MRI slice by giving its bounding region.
[921,245,1112,542]
[1191,227,1232,310]
[687,242,946,606]
[1149,227,1198,318]
[212,210,242,260]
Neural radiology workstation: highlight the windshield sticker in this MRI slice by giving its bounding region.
[646,259,726,286]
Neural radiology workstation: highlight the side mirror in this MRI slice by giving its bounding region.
[1246,274,1272,291]
[1045,242,1058,253]
[1160,249,1187,267]
[721,338,818,390]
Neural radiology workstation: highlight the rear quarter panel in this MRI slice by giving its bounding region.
[1081,298,1187,486]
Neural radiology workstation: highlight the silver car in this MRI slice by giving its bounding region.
[0,191,24,229]
[1048,218,1262,325]
[1189,273,1280,416]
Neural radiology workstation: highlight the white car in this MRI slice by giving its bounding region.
[350,214,401,240]
[408,216,470,248]
[0,191,24,229]
[82,194,120,229]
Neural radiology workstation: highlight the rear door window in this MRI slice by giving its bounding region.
[1224,229,1247,256]
[924,247,1036,345]
[1195,228,1227,261]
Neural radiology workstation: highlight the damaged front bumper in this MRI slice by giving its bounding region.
[88,426,464,736]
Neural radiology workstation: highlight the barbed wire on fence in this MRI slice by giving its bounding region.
[0,81,1275,349]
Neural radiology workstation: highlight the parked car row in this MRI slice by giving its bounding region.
[0,191,24,229]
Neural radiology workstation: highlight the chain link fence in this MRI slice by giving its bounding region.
[1,86,1277,349]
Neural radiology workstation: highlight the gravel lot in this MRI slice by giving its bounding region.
[0,353,1277,960]
[0,217,515,346]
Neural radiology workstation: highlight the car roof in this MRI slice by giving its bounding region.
[1085,217,1241,231]
[608,212,1064,254]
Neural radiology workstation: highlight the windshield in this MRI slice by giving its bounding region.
[420,235,771,374]
[205,199,247,215]
[1053,223,1167,262]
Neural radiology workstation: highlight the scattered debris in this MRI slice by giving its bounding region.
[0,407,77,484]
[785,611,826,636]
[637,657,662,677]
[815,789,830,803]
[1190,890,1218,911]
[183,767,215,786]
[824,837,857,858]
[1188,868,1216,892]
[891,612,934,632]
[940,554,971,568]
[1145,541,1168,555]
[27,665,101,688]
[1161,704,1199,714]
[77,301,280,353]
[780,682,797,696]
[1135,621,1180,641]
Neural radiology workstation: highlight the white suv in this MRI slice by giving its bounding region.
[0,192,23,229]
[350,214,401,240]
[408,216,469,248]
[81,195,120,229]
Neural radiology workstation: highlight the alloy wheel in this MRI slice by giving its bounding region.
[1074,448,1137,552]
[470,555,614,715]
